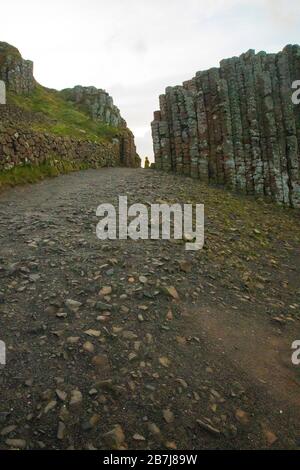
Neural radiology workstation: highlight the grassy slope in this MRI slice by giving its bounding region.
[1,85,125,188]
[7,84,121,143]
[0,158,91,190]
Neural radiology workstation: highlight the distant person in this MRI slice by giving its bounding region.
[144,157,150,169]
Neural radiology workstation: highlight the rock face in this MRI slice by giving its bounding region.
[62,86,125,128]
[0,42,35,94]
[151,45,300,208]
[61,86,140,167]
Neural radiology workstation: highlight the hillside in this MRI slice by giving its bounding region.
[0,40,137,146]
[7,84,122,144]
[0,41,140,186]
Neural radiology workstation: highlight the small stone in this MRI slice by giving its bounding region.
[56,312,68,318]
[133,433,146,441]
[263,428,278,446]
[5,439,26,449]
[67,336,80,344]
[70,390,83,407]
[57,421,66,440]
[83,341,95,353]
[235,409,250,425]
[96,301,112,311]
[44,400,57,414]
[103,425,126,449]
[122,331,138,340]
[164,286,179,300]
[85,329,101,337]
[99,286,112,296]
[65,299,82,313]
[197,419,220,436]
[165,441,177,449]
[89,414,100,428]
[92,355,109,368]
[163,409,174,423]
[179,260,192,273]
[147,423,161,435]
[166,310,173,321]
[120,305,130,314]
[112,327,123,334]
[272,317,286,326]
[129,352,138,361]
[176,378,188,388]
[0,425,17,436]
[56,390,67,402]
[159,356,171,368]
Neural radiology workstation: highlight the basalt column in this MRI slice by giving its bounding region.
[151,45,300,208]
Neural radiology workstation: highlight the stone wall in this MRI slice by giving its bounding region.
[152,45,300,208]
[0,105,140,171]
[0,124,120,171]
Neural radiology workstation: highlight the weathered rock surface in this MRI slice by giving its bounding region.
[62,86,125,128]
[0,42,35,94]
[151,45,300,208]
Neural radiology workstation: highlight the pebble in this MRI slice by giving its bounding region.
[83,341,95,353]
[163,409,174,423]
[70,390,83,407]
[103,425,125,449]
[5,438,26,449]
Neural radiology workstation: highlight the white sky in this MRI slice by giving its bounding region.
[1,0,300,161]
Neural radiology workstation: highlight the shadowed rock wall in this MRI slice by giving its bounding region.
[152,45,300,208]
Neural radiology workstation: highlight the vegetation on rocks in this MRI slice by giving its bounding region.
[0,158,90,190]
[7,85,121,144]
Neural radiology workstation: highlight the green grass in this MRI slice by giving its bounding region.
[7,85,121,143]
[0,158,90,190]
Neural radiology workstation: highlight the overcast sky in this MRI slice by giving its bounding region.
[1,0,300,161]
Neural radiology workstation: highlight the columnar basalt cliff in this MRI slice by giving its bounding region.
[0,42,35,94]
[61,86,126,128]
[0,42,140,171]
[152,45,300,208]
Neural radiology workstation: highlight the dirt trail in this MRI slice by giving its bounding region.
[0,168,299,450]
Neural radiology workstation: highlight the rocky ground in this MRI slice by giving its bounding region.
[0,168,299,450]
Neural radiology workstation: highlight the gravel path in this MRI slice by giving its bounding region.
[0,168,299,450]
